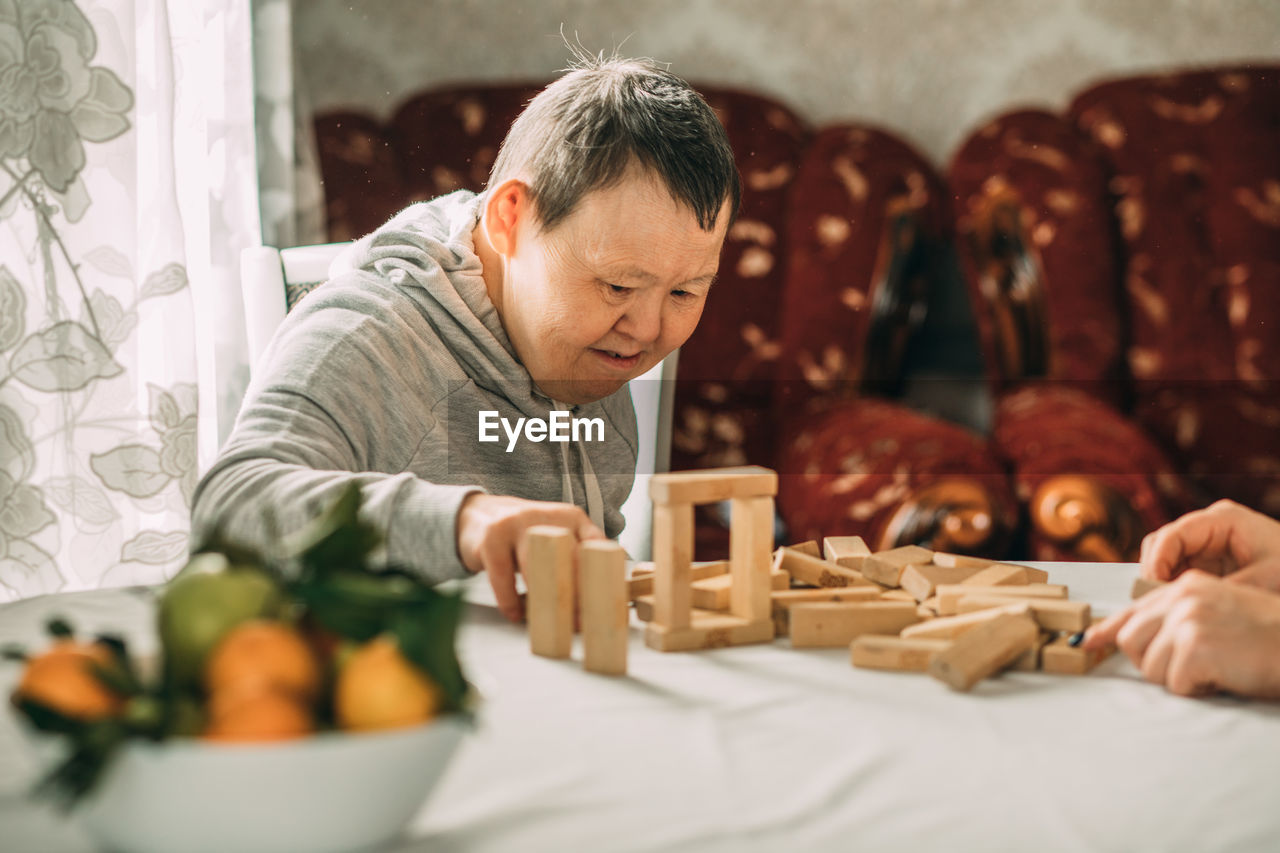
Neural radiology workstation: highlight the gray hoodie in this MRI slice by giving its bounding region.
[191,191,638,583]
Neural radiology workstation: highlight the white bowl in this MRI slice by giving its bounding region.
[60,717,467,853]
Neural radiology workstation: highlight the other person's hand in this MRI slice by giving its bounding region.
[1140,499,1280,591]
[456,493,604,623]
[1083,569,1280,699]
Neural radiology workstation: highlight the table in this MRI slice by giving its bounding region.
[3,562,1280,852]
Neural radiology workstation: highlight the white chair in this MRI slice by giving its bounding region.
[239,244,675,560]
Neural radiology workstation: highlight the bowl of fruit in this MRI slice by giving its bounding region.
[8,486,473,853]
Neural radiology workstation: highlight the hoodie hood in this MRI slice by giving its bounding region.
[332,190,553,420]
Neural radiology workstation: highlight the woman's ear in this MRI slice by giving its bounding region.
[482,178,531,257]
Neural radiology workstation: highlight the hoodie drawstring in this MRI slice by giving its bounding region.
[553,402,605,532]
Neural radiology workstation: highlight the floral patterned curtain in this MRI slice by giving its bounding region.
[0,0,262,600]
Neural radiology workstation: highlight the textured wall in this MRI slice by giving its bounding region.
[294,0,1280,163]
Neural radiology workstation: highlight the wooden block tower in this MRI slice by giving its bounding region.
[645,466,778,652]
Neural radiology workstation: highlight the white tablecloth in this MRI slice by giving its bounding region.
[3,562,1280,853]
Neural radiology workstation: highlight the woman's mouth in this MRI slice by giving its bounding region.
[591,348,643,371]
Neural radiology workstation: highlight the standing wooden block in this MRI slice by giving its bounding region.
[1132,577,1166,599]
[774,548,872,588]
[851,636,951,672]
[789,601,920,648]
[580,540,628,675]
[861,545,934,587]
[652,502,694,629]
[900,601,1031,640]
[956,596,1091,632]
[823,536,872,569]
[1041,633,1115,674]
[900,564,986,602]
[927,612,1038,692]
[649,466,778,505]
[525,525,575,659]
[958,563,1029,587]
[730,495,774,622]
[936,583,1068,615]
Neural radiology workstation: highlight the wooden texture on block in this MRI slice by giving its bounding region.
[644,611,774,652]
[1041,633,1115,674]
[771,586,882,636]
[1022,565,1050,584]
[959,564,1029,587]
[957,596,1091,632]
[900,564,986,602]
[1132,577,1166,599]
[936,583,1069,614]
[927,612,1038,691]
[730,495,775,621]
[579,540,628,675]
[650,466,778,505]
[1012,631,1053,672]
[900,602,1031,640]
[788,540,822,558]
[823,536,872,568]
[789,601,920,648]
[525,525,575,659]
[931,552,996,569]
[851,635,952,672]
[882,589,917,603]
[692,568,788,611]
[629,560,727,600]
[652,502,694,629]
[774,548,872,588]
[860,545,935,588]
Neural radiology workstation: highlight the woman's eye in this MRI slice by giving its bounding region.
[671,289,694,299]
[601,281,630,295]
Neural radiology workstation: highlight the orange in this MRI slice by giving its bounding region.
[335,635,442,732]
[202,687,314,742]
[204,620,320,702]
[13,641,125,721]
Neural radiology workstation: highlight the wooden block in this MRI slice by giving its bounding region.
[901,601,1031,640]
[957,596,1091,632]
[787,540,822,558]
[1041,632,1115,674]
[860,545,935,588]
[823,535,872,569]
[1021,565,1050,584]
[652,502,694,629]
[630,561,654,576]
[691,567,789,611]
[774,547,873,588]
[1132,577,1166,599]
[936,583,1068,615]
[900,564,986,602]
[525,526,575,659]
[644,611,774,651]
[927,612,1038,692]
[1012,631,1053,672]
[628,559,728,599]
[851,635,951,672]
[789,601,920,648]
[959,563,1029,587]
[770,587,882,635]
[916,603,937,620]
[931,552,995,569]
[881,589,917,603]
[634,594,655,622]
[649,466,777,505]
[579,540,628,675]
[729,495,775,621]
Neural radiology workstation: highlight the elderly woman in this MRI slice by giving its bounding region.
[192,57,739,622]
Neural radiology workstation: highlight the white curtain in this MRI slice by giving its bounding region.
[0,0,263,600]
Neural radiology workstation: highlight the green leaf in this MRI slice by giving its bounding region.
[46,617,74,638]
[286,483,382,576]
[390,589,469,714]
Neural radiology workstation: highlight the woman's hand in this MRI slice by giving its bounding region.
[1140,499,1280,591]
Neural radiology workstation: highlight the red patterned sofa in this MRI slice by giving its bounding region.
[949,65,1280,560]
[313,82,1016,560]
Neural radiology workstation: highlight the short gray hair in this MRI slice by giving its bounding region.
[487,55,740,233]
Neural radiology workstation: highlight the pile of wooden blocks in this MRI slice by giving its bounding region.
[529,465,1122,690]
